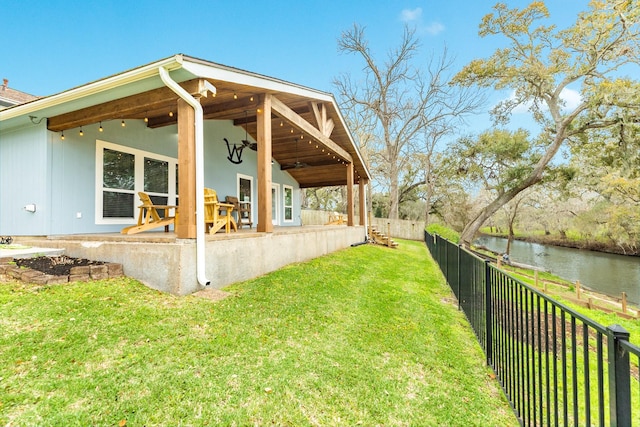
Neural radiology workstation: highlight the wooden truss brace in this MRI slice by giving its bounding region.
[271,95,352,163]
[309,102,335,138]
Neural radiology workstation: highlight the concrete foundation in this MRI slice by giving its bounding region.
[15,225,367,295]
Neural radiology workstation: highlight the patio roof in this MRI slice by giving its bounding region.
[0,54,370,188]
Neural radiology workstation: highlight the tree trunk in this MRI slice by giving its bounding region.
[459,132,566,247]
[388,165,400,220]
[506,223,514,255]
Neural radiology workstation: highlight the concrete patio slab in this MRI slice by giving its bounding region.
[0,245,65,260]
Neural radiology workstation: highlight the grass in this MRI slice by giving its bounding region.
[0,240,517,426]
[425,223,460,243]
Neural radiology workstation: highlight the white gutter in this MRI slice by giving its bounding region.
[158,66,211,287]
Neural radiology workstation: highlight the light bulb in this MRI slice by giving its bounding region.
[99,122,103,132]
[79,127,84,136]
[61,131,65,140]
[121,120,126,127]
[169,111,173,117]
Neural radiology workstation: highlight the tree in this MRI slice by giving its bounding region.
[570,118,640,252]
[334,24,482,219]
[452,1,640,246]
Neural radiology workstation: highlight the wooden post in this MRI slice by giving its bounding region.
[256,94,273,233]
[346,162,354,226]
[176,98,197,238]
[576,280,581,300]
[358,179,366,226]
[622,292,627,314]
[387,222,391,247]
[497,258,502,269]
[588,297,593,309]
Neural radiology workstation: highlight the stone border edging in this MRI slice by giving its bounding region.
[0,257,124,285]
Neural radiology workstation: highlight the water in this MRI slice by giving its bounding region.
[475,236,640,304]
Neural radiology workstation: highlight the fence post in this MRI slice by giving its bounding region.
[485,259,493,366]
[457,244,462,311]
[607,324,631,427]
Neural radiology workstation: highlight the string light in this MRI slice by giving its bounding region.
[121,120,126,127]
[61,131,65,140]
[168,111,173,117]
[250,96,254,101]
[144,112,148,123]
[99,122,103,132]
[233,93,238,99]
[79,127,84,136]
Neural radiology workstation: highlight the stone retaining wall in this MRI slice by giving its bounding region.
[0,258,124,285]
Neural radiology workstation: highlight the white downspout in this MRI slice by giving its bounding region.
[158,66,210,287]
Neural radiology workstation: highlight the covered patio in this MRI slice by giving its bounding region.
[1,54,371,294]
[41,55,370,238]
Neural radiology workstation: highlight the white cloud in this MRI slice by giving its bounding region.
[400,7,422,22]
[560,87,582,110]
[503,87,583,114]
[424,22,445,35]
[400,8,445,36]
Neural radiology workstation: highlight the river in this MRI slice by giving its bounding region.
[475,235,640,304]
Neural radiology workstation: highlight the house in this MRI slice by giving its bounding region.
[0,78,39,109]
[0,54,371,294]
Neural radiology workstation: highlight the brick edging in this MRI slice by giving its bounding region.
[0,257,124,285]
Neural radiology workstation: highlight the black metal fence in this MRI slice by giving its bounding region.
[425,231,640,426]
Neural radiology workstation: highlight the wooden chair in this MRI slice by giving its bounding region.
[204,188,237,234]
[224,196,240,225]
[121,192,178,235]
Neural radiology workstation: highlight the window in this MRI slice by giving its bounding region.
[283,185,293,222]
[96,140,177,224]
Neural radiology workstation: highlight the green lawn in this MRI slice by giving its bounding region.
[0,240,517,426]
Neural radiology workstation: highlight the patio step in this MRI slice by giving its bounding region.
[369,226,399,248]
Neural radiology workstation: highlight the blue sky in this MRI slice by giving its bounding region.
[2,0,586,135]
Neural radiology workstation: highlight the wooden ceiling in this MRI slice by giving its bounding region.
[47,78,369,188]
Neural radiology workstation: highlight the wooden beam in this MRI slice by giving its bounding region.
[310,102,335,137]
[271,96,352,162]
[176,98,197,238]
[347,162,354,226]
[359,179,367,226]
[256,94,273,233]
[47,79,210,132]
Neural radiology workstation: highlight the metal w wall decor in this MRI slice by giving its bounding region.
[224,110,257,165]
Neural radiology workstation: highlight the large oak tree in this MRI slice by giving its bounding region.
[452,1,640,246]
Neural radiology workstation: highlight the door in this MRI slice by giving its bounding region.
[237,174,253,224]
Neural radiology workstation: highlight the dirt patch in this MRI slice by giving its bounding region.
[15,255,105,276]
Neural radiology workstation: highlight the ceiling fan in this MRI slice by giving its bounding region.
[281,139,309,170]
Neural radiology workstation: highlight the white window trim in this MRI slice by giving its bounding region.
[95,140,178,225]
[271,183,280,226]
[283,184,294,223]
